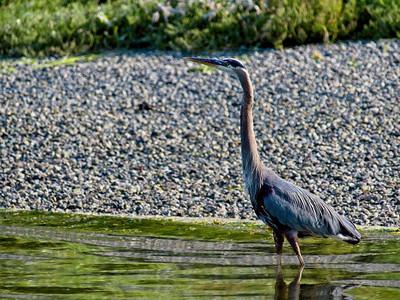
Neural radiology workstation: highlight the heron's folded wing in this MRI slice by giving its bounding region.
[261,180,343,236]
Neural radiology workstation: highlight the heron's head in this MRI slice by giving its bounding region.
[184,57,246,76]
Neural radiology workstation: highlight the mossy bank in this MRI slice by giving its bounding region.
[1,0,400,57]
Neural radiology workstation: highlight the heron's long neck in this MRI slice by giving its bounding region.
[238,70,263,193]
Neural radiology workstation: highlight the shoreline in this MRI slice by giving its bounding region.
[1,209,398,231]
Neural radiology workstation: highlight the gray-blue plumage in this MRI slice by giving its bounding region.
[254,168,360,243]
[184,56,361,266]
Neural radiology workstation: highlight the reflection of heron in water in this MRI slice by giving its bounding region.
[184,57,361,266]
[274,266,303,300]
[274,266,357,300]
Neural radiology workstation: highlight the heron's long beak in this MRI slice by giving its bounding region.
[184,57,226,68]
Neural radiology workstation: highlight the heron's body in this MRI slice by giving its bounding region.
[184,57,361,266]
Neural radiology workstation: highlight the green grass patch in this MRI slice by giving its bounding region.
[33,54,101,69]
[0,0,399,57]
[0,63,17,73]
[187,66,217,73]
[0,53,101,73]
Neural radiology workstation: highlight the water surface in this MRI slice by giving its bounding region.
[0,212,399,299]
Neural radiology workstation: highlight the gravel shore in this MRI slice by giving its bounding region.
[1,39,399,227]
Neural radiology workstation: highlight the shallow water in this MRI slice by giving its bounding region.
[0,214,399,299]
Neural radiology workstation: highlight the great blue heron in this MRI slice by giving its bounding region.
[184,57,361,266]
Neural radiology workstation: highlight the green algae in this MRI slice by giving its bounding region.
[0,210,270,242]
[0,210,399,299]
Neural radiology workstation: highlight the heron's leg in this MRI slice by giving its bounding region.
[284,231,305,267]
[273,230,284,266]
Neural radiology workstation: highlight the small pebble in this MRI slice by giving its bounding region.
[0,39,399,227]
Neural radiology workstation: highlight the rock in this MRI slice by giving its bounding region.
[0,39,399,227]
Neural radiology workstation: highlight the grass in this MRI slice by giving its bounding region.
[0,0,399,57]
[34,54,101,68]
[0,53,101,73]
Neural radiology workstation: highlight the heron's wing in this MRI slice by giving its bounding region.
[258,178,352,237]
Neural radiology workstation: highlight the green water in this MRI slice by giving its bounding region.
[0,211,399,299]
